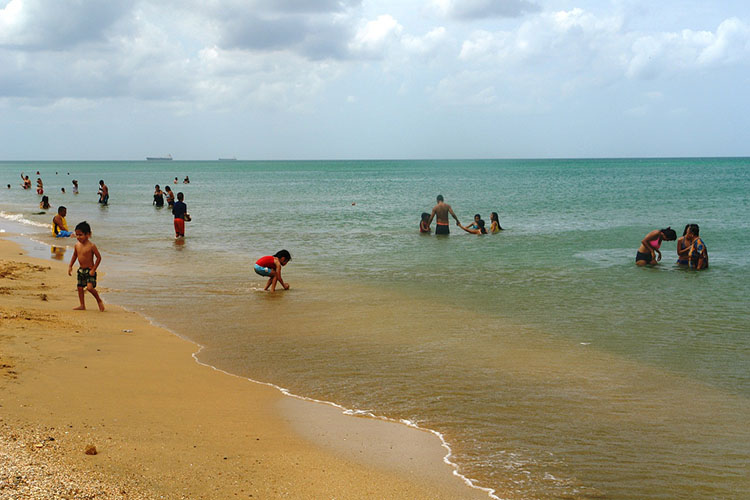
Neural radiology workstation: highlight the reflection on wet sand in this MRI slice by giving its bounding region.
[50,246,66,260]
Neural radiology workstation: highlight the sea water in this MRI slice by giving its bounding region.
[1,158,749,499]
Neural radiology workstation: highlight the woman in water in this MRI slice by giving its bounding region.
[165,185,175,208]
[676,224,691,266]
[489,212,503,233]
[153,184,165,207]
[39,195,50,210]
[459,219,488,235]
[636,227,677,266]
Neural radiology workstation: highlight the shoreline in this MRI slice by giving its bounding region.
[0,233,492,499]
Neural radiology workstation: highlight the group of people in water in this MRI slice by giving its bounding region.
[12,170,292,300]
[420,195,708,269]
[152,178,190,238]
[420,195,503,235]
[17,171,80,197]
[11,176,712,277]
[636,225,708,269]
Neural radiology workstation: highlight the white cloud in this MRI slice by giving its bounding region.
[698,17,750,65]
[348,14,403,58]
[0,0,134,50]
[1,0,749,146]
[191,46,341,111]
[453,7,750,105]
[402,27,447,56]
[624,20,750,79]
[430,0,539,20]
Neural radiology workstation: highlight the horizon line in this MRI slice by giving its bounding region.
[1,155,749,163]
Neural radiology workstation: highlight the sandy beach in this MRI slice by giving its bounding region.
[0,235,489,499]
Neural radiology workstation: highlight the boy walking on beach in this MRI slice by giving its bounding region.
[68,221,105,311]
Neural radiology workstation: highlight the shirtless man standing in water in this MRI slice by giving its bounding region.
[428,194,460,235]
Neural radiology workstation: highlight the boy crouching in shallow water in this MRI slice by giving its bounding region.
[254,250,291,292]
[68,221,105,311]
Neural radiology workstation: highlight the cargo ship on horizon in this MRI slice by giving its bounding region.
[146,154,173,161]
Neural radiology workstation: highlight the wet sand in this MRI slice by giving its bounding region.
[0,235,489,499]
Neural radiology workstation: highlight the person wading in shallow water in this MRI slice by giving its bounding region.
[428,194,460,235]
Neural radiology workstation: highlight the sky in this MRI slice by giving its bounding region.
[0,0,749,160]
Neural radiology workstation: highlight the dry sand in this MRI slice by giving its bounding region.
[0,235,489,499]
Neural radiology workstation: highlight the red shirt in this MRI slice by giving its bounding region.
[256,255,276,269]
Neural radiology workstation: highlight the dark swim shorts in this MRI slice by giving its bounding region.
[77,267,97,288]
[635,251,653,263]
[435,224,450,235]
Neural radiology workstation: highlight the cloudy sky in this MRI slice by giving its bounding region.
[1,0,749,160]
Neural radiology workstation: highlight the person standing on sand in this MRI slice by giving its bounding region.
[428,194,460,235]
[98,180,109,205]
[68,221,105,311]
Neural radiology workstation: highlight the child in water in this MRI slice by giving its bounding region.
[254,250,291,292]
[72,180,79,194]
[468,214,481,230]
[459,219,488,235]
[68,221,105,311]
[687,224,709,270]
[420,212,431,233]
[172,192,188,238]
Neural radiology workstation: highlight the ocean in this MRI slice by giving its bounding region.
[2,158,749,499]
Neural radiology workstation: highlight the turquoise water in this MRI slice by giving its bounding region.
[2,158,749,499]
